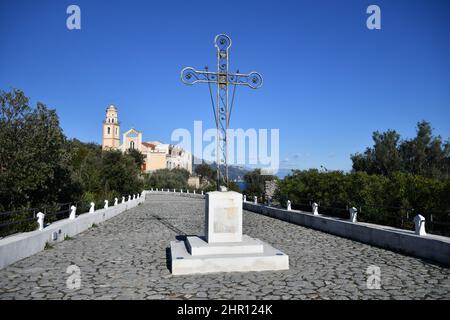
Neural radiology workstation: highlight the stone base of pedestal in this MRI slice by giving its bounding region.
[186,235,264,256]
[170,235,289,275]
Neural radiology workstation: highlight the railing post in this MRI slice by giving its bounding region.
[254,196,257,204]
[243,195,246,202]
[89,202,95,213]
[69,205,77,220]
[37,212,45,230]
[122,196,126,203]
[414,214,426,236]
[104,200,109,209]
[287,200,291,211]
[349,207,358,223]
[312,202,319,216]
[128,195,131,201]
[201,190,204,195]
[114,198,118,206]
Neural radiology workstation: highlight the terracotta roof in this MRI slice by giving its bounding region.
[146,140,162,145]
[142,142,156,150]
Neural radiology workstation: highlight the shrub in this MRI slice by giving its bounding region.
[275,170,450,235]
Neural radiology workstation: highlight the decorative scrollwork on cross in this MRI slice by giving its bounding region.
[228,71,263,89]
[181,67,217,85]
[180,34,263,189]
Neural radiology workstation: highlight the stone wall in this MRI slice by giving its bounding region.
[264,180,277,201]
[243,201,450,266]
[0,194,147,270]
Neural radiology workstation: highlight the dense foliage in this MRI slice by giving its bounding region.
[145,168,190,190]
[242,169,277,201]
[68,139,143,210]
[0,89,80,210]
[194,163,215,181]
[0,89,143,236]
[193,162,242,192]
[275,169,450,235]
[351,121,450,178]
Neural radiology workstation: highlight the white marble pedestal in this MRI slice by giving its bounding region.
[170,191,289,275]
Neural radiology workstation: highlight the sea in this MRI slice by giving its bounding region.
[236,181,247,190]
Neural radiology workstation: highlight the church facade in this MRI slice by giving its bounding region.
[102,105,192,174]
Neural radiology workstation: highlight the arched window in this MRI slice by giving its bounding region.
[107,127,111,134]
[130,141,135,149]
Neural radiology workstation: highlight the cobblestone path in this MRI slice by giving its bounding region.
[0,194,449,300]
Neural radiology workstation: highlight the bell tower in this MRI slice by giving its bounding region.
[102,105,120,150]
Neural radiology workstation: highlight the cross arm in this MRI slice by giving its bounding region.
[228,71,263,89]
[181,67,263,89]
[181,67,219,85]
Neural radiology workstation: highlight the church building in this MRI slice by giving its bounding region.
[101,105,192,174]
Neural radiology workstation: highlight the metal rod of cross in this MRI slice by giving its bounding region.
[180,34,263,190]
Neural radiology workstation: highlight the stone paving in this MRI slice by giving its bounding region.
[0,194,449,300]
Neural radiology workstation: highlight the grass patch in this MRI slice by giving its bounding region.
[64,234,73,241]
[44,242,53,250]
[91,223,98,228]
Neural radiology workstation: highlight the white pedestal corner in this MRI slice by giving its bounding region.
[170,191,289,275]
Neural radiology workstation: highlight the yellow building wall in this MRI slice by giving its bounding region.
[145,153,167,172]
[102,124,120,150]
[187,177,200,189]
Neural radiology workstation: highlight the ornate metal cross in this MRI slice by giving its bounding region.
[181,34,263,190]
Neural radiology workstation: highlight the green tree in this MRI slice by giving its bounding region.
[194,162,215,181]
[352,121,449,179]
[275,169,450,235]
[351,130,402,176]
[226,180,241,192]
[126,148,145,170]
[66,139,144,201]
[0,89,81,211]
[145,168,190,189]
[243,169,277,200]
[399,121,450,178]
[99,150,143,198]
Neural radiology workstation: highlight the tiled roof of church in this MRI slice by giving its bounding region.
[142,142,156,150]
[147,141,162,145]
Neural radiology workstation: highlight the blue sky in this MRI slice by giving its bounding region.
[1,0,449,172]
